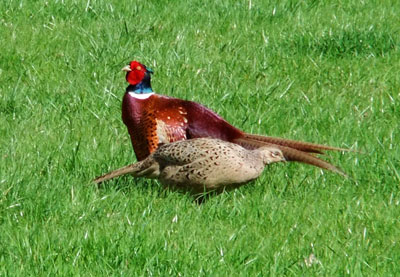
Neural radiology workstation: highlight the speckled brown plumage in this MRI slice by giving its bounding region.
[93,138,285,193]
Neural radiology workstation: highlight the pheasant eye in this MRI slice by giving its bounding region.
[271,151,279,157]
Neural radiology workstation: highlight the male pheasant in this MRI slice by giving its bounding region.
[121,61,349,176]
[94,138,285,193]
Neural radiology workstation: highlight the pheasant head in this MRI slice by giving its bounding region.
[122,60,153,93]
[258,147,286,165]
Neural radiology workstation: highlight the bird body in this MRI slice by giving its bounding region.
[122,88,244,161]
[94,138,285,193]
[120,61,348,176]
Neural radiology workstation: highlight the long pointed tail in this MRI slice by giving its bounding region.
[93,164,139,184]
[93,157,160,184]
[243,133,350,154]
[234,137,347,177]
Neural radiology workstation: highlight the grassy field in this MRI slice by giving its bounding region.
[1,0,399,275]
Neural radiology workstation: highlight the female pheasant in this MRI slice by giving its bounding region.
[94,138,285,193]
[121,61,349,176]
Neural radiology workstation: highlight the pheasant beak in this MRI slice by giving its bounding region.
[271,150,286,162]
[121,65,132,72]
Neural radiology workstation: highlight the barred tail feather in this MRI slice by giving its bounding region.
[93,157,160,184]
[243,133,349,154]
[93,164,139,184]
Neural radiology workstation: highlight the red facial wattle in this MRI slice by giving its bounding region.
[125,61,147,85]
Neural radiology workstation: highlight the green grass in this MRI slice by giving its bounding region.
[1,0,399,275]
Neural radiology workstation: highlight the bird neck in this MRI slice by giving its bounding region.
[127,83,153,94]
[127,72,153,94]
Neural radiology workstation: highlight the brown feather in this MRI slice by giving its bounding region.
[243,133,350,154]
[94,164,138,184]
[94,157,159,184]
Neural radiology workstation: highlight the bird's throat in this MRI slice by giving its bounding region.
[126,82,153,95]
